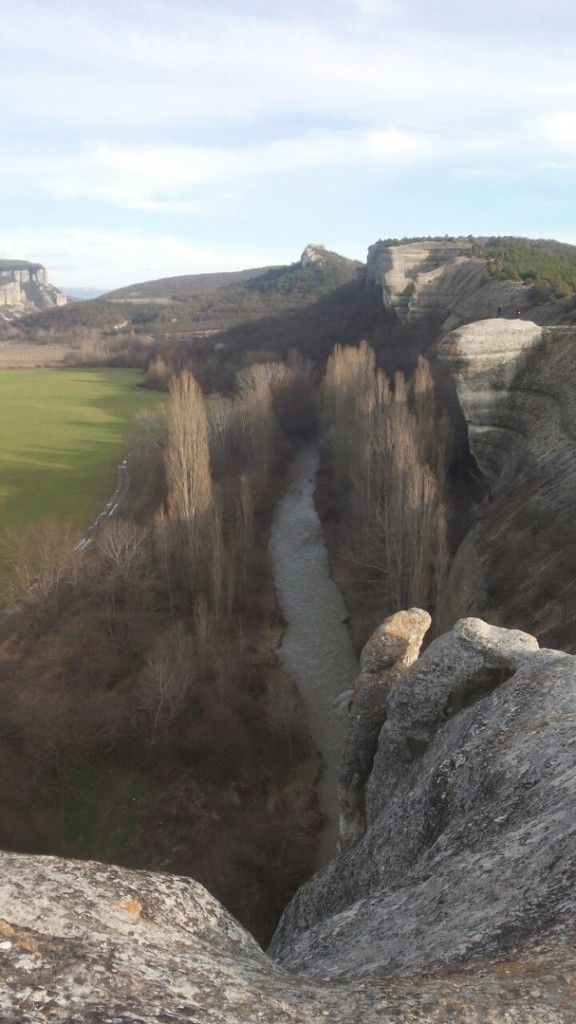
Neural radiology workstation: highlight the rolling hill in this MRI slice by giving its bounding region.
[18,245,362,338]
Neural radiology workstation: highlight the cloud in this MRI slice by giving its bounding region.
[355,0,394,12]
[2,124,557,213]
[1,0,575,285]
[0,129,441,210]
[0,228,294,290]
[540,113,576,154]
[2,0,576,135]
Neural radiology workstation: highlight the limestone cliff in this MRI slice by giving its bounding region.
[366,239,556,325]
[437,319,576,652]
[1,616,575,1022]
[0,260,66,319]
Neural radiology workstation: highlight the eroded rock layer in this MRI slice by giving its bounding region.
[1,616,575,1022]
[0,260,66,319]
[437,320,576,651]
[366,239,551,324]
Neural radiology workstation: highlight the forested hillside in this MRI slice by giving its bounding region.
[16,246,361,337]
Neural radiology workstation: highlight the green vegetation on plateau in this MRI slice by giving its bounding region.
[0,368,163,535]
[471,237,576,302]
[376,234,576,304]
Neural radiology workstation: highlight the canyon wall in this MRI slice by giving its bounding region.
[437,319,576,652]
[1,240,575,1021]
[366,241,576,653]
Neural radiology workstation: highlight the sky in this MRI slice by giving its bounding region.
[1,0,576,289]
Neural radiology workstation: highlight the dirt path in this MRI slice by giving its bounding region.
[75,453,132,550]
[269,444,358,864]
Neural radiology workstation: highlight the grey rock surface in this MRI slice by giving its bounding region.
[1,617,576,1022]
[338,608,430,851]
[271,618,576,1015]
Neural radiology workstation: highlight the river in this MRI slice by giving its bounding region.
[269,443,359,864]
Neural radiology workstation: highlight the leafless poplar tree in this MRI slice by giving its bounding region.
[165,370,213,523]
[322,343,450,622]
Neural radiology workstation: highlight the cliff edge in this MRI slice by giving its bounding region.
[366,239,566,326]
[1,615,575,1022]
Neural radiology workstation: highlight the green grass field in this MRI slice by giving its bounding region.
[0,368,164,542]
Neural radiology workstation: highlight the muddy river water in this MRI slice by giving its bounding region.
[269,444,359,864]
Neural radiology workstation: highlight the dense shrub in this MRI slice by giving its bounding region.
[470,236,576,302]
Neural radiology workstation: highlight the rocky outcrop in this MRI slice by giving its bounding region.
[299,243,361,274]
[437,320,576,651]
[338,608,430,851]
[2,616,576,1022]
[367,240,537,325]
[300,243,328,266]
[271,619,576,1002]
[0,260,66,319]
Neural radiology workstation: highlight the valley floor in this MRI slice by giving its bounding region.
[0,368,163,582]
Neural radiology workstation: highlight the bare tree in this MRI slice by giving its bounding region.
[145,355,170,389]
[96,519,147,582]
[138,627,196,746]
[133,405,167,449]
[165,370,213,523]
[264,672,304,762]
[207,396,237,473]
[321,342,450,623]
[236,362,287,474]
[2,518,82,616]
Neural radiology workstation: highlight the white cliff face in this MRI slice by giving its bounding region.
[0,261,67,319]
[366,240,534,324]
[367,240,471,319]
[436,318,544,483]
[437,319,576,652]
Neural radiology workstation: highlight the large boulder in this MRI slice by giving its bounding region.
[1,617,576,1022]
[338,607,431,851]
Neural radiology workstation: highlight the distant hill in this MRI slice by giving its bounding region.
[14,236,575,375]
[19,245,362,336]
[104,265,279,301]
[182,235,576,387]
